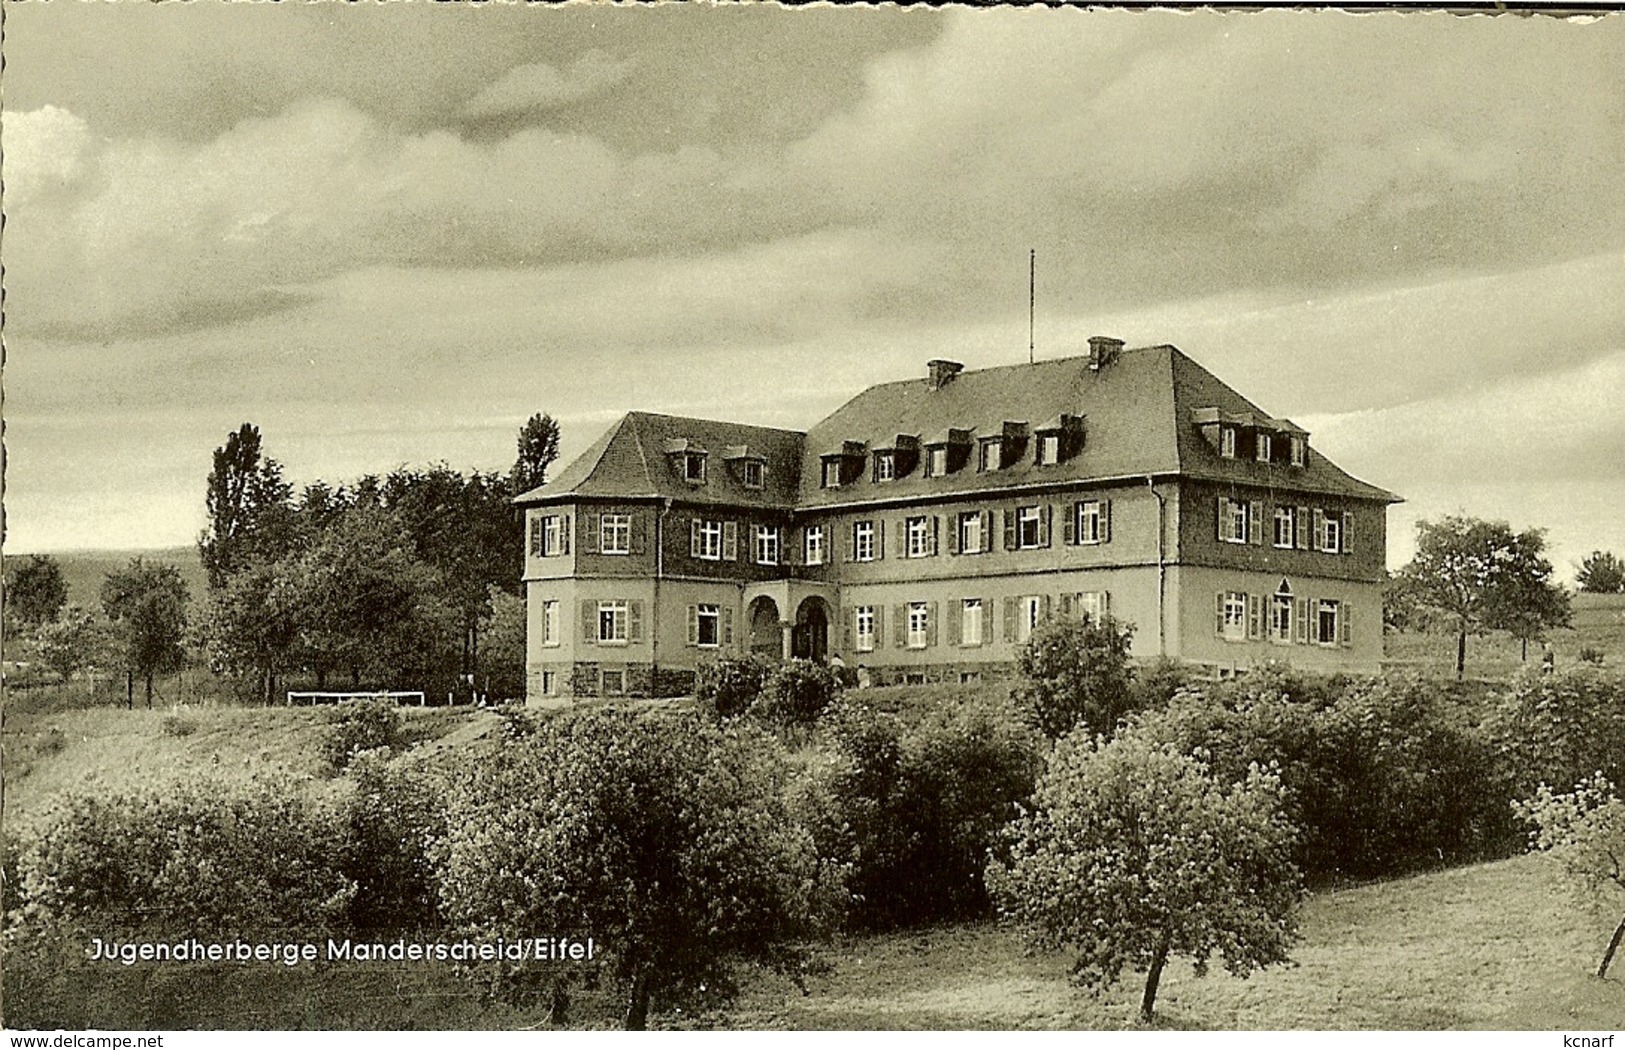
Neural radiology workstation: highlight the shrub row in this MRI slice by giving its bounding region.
[695,656,842,726]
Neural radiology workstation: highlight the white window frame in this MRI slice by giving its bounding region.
[1078,591,1109,623]
[1017,505,1042,549]
[1222,592,1248,642]
[1037,433,1061,465]
[742,460,764,489]
[540,670,558,696]
[1273,506,1295,549]
[854,520,876,562]
[907,602,929,649]
[601,669,626,695]
[804,525,825,566]
[1220,427,1238,459]
[542,600,561,647]
[927,446,948,477]
[906,516,932,558]
[979,439,1002,472]
[1289,435,1307,467]
[1271,593,1294,643]
[1320,513,1342,554]
[875,451,896,481]
[821,460,842,489]
[598,600,629,645]
[961,598,984,646]
[1018,595,1043,643]
[1221,498,1249,544]
[1316,599,1342,646]
[697,520,724,561]
[683,453,707,483]
[1077,500,1103,545]
[959,511,983,554]
[600,513,631,555]
[1256,432,1273,463]
[542,515,564,556]
[696,604,721,648]
[854,606,876,653]
[754,525,781,566]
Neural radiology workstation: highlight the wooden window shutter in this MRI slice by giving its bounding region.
[893,605,908,648]
[1003,596,1018,642]
[876,520,886,560]
[722,607,734,646]
[948,515,962,555]
[1247,594,1262,639]
[630,512,647,555]
[931,515,941,556]
[686,605,699,646]
[982,510,994,553]
[1216,496,1227,541]
[580,600,597,646]
[1040,594,1052,622]
[1003,509,1017,551]
[874,605,885,649]
[1313,509,1327,549]
[528,518,543,558]
[895,518,906,559]
[947,599,962,647]
[1038,504,1052,548]
[628,601,644,644]
[1214,592,1226,636]
[1296,507,1310,550]
[1060,592,1074,618]
[926,602,939,647]
[842,608,853,650]
[846,523,856,562]
[1341,603,1352,647]
[1103,499,1113,543]
[1342,511,1354,554]
[1063,503,1077,545]
[583,513,601,554]
[1101,591,1112,616]
[1249,501,1264,545]
[1296,597,1311,644]
[723,521,738,560]
[561,515,571,555]
[690,520,701,558]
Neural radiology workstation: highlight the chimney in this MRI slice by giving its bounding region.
[927,359,964,390]
[1087,336,1125,372]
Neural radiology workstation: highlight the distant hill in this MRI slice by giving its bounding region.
[7,546,208,610]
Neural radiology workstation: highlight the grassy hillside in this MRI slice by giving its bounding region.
[13,545,209,610]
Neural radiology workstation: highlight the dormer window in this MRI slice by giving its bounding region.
[926,446,949,477]
[979,439,1002,472]
[1289,435,1307,467]
[683,452,707,483]
[821,460,842,489]
[874,451,896,482]
[741,459,764,489]
[1255,433,1272,463]
[1219,427,1238,459]
[1036,433,1061,466]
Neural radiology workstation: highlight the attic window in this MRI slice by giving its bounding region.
[1036,433,1061,466]
[874,451,896,482]
[682,452,707,483]
[1255,433,1272,463]
[1289,435,1308,467]
[821,459,842,489]
[1219,427,1238,459]
[926,446,948,477]
[979,439,1002,472]
[740,459,764,489]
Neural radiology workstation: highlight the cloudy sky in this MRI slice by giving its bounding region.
[4,4,1622,578]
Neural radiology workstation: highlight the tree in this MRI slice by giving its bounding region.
[510,412,561,496]
[1012,614,1137,740]
[199,423,296,590]
[433,708,844,1029]
[100,559,189,708]
[4,554,68,637]
[476,587,527,701]
[1396,516,1568,680]
[34,607,107,683]
[1577,551,1625,595]
[987,733,1301,1022]
[1514,775,1625,978]
[195,559,301,704]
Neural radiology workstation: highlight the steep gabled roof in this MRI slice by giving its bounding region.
[514,411,805,508]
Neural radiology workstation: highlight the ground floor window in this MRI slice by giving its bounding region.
[1317,599,1342,646]
[1271,593,1293,642]
[697,604,720,647]
[601,669,626,695]
[1220,591,1248,641]
[540,670,557,696]
[1018,595,1042,642]
[855,606,876,652]
[907,602,930,649]
[961,598,984,646]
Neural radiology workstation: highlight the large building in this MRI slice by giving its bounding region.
[516,339,1399,703]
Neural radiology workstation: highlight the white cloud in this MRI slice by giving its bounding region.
[463,51,634,121]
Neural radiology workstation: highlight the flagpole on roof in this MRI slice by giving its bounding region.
[1028,248,1036,365]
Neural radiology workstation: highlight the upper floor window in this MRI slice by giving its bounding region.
[927,446,948,476]
[961,598,984,646]
[1016,505,1046,549]
[1218,496,1254,544]
[874,451,896,482]
[694,519,724,561]
[600,513,631,555]
[682,452,707,483]
[1076,500,1104,545]
[530,513,570,557]
[1320,511,1342,554]
[1289,435,1308,467]
[1273,506,1296,549]
[853,520,877,562]
[804,525,825,566]
[958,511,984,554]
[905,515,936,558]
[906,602,930,649]
[1256,433,1273,463]
[598,600,629,645]
[1219,427,1238,459]
[821,460,842,489]
[754,525,781,566]
[741,460,764,489]
[854,606,876,652]
[1036,433,1061,466]
[979,439,1002,472]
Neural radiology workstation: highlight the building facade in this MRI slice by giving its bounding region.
[517,339,1399,703]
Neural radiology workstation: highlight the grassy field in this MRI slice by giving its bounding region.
[1383,593,1625,680]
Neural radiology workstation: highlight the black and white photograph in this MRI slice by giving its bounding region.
[2,0,1623,1035]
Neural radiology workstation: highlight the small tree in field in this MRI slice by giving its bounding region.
[1514,775,1625,978]
[4,554,68,637]
[1577,551,1625,595]
[434,708,844,1029]
[100,559,189,708]
[1013,614,1136,740]
[987,734,1301,1022]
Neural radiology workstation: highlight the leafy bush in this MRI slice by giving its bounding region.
[1128,655,1195,714]
[827,696,1043,929]
[987,732,1301,1021]
[758,659,841,726]
[1578,647,1605,666]
[35,726,67,756]
[1485,666,1625,805]
[694,654,776,719]
[7,775,351,938]
[318,698,403,772]
[1513,774,1625,977]
[1012,615,1136,740]
[432,707,845,1029]
[159,713,196,738]
[338,752,445,934]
